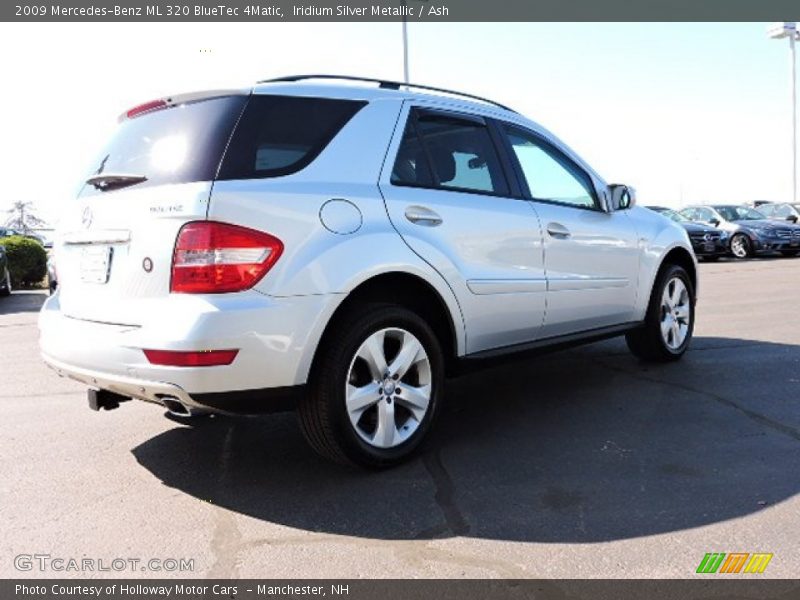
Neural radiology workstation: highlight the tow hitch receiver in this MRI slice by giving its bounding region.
[88,389,131,411]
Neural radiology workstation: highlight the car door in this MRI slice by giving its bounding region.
[379,104,547,353]
[497,122,641,337]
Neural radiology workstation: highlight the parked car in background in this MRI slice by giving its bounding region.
[647,206,728,261]
[38,76,698,467]
[758,202,800,224]
[679,204,800,258]
[0,245,10,297]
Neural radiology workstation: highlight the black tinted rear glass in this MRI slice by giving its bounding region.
[80,95,248,197]
[217,95,367,180]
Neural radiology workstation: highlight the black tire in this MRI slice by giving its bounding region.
[780,250,799,257]
[701,255,721,262]
[0,268,11,297]
[730,233,752,259]
[625,264,695,363]
[299,303,445,468]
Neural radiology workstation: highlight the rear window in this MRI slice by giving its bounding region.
[80,95,248,197]
[217,95,367,180]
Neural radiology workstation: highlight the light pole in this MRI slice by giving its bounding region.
[401,2,409,84]
[768,22,799,203]
[400,0,427,85]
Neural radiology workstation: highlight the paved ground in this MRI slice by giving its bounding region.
[1,258,798,579]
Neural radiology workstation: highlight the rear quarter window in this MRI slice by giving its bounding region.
[217,95,367,180]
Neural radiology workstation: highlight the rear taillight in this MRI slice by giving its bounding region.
[143,349,238,367]
[171,221,283,294]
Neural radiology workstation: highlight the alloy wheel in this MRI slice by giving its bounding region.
[345,327,432,449]
[660,277,691,350]
[730,234,749,258]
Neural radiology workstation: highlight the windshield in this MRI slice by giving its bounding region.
[80,95,247,197]
[714,206,766,221]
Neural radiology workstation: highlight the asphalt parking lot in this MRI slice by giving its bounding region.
[1,258,798,579]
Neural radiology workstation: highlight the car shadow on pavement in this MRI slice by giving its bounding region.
[0,290,47,315]
[132,335,800,543]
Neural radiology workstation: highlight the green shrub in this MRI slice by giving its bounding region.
[0,235,47,288]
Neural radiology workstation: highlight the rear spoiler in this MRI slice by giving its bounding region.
[117,88,250,123]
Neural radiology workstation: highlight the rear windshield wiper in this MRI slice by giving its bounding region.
[86,173,148,191]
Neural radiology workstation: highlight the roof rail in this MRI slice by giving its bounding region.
[257,74,516,113]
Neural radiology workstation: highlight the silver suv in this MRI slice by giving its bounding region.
[39,75,697,467]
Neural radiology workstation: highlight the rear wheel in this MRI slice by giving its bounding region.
[730,233,752,259]
[626,264,695,362]
[299,304,444,468]
[0,268,11,297]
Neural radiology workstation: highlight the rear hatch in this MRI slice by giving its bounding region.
[56,92,248,325]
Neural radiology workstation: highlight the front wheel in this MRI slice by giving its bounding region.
[730,233,752,259]
[299,304,444,468]
[626,264,695,362]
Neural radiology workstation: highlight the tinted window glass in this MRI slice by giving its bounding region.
[80,96,248,197]
[391,119,433,186]
[218,95,366,180]
[392,111,509,196]
[504,126,595,209]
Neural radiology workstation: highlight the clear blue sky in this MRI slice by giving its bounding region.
[0,22,795,225]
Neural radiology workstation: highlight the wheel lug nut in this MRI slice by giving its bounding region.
[392,374,399,380]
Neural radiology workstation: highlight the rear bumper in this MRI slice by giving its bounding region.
[39,290,339,413]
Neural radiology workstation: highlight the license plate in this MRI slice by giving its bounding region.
[703,242,715,252]
[79,246,113,284]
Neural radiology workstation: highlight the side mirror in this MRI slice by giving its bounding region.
[787,214,798,223]
[607,184,636,211]
[709,218,721,227]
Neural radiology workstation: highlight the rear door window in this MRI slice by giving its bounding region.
[218,95,366,180]
[391,110,510,196]
[80,95,248,197]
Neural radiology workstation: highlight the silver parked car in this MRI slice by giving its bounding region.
[39,75,697,467]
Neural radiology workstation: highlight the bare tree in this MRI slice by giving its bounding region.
[5,201,47,234]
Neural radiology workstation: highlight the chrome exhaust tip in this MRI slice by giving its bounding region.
[160,396,192,417]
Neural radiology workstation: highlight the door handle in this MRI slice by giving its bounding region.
[546,222,571,239]
[405,206,443,227]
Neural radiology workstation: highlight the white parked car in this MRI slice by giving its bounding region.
[39,75,697,467]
